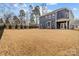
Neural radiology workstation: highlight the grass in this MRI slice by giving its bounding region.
[0,29,79,56]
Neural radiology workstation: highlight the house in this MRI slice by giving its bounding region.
[39,8,74,29]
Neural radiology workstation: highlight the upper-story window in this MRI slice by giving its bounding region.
[52,13,55,21]
[57,10,64,19]
[52,14,55,18]
[42,16,45,19]
[52,14,55,17]
[48,14,52,19]
[57,9,69,19]
[40,17,43,19]
[45,15,48,19]
[65,11,69,18]
[40,16,45,20]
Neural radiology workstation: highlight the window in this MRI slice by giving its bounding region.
[52,14,55,21]
[57,10,65,19]
[52,14,55,17]
[65,11,69,18]
[40,17,43,19]
[48,15,52,19]
[57,9,69,19]
[41,16,45,19]
[47,22,51,26]
[47,21,51,27]
[45,16,48,19]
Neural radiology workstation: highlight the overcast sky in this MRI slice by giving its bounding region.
[0,3,79,19]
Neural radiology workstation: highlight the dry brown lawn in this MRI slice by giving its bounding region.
[0,29,79,56]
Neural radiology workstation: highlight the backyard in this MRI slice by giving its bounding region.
[0,29,79,56]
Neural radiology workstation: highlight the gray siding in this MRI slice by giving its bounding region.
[39,8,74,29]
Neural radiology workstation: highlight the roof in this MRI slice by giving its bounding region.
[40,8,71,17]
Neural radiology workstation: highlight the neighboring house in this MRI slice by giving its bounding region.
[39,8,74,29]
[71,19,79,29]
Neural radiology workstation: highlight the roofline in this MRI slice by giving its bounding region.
[40,8,70,17]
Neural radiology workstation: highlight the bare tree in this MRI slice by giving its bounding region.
[13,15,20,24]
[19,9,26,20]
[33,6,40,25]
[33,6,40,16]
[30,13,35,25]
[0,18,3,23]
[4,12,14,24]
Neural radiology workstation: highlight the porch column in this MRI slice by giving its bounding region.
[66,21,68,29]
[50,21,51,29]
[55,12,57,29]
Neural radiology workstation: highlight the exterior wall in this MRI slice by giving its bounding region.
[67,10,74,29]
[39,16,47,28]
[39,17,55,29]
